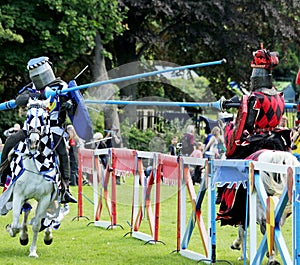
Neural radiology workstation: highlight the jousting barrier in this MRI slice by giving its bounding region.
[77,147,300,264]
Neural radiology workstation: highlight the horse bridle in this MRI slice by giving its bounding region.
[26,104,48,153]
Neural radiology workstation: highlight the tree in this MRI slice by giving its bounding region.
[0,0,126,135]
[112,0,300,100]
[1,0,300,139]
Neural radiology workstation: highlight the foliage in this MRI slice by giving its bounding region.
[120,116,196,152]
[0,0,126,136]
[1,1,300,139]
[137,81,165,99]
[122,125,156,151]
[0,108,24,138]
[115,0,300,100]
[87,107,105,137]
[0,0,126,96]
[0,22,23,43]
[170,76,213,102]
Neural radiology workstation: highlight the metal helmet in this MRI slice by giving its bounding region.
[250,68,272,90]
[250,46,279,90]
[27,56,56,89]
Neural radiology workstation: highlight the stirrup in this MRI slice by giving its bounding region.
[61,191,77,204]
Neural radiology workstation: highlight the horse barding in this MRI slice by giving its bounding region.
[214,148,299,264]
[0,98,62,257]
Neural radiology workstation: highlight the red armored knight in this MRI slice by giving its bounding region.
[217,45,292,226]
[224,45,291,160]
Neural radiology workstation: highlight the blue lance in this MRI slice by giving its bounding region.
[0,100,17,111]
[85,98,297,112]
[0,59,226,111]
[0,58,297,111]
[0,95,296,112]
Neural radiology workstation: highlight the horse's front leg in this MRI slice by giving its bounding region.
[6,196,23,237]
[19,207,31,246]
[29,195,52,258]
[44,227,53,245]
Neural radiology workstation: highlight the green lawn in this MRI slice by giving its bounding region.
[0,178,293,265]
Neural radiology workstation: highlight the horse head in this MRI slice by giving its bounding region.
[25,98,51,152]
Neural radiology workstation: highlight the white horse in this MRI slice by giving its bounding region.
[0,98,59,258]
[229,149,299,264]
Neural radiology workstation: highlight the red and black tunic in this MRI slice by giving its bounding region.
[246,91,285,133]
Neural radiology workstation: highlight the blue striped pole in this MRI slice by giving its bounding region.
[0,98,295,112]
[0,99,17,111]
[0,59,226,111]
[85,99,223,108]
[85,99,297,111]
[294,167,300,263]
[44,59,226,98]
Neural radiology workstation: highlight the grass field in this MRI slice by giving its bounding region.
[0,177,293,265]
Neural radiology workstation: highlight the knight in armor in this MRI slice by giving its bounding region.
[0,56,77,203]
[224,47,291,160]
[217,46,291,226]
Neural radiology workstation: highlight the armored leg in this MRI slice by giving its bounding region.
[0,130,26,186]
[52,133,77,203]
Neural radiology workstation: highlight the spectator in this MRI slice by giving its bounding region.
[4,123,21,138]
[105,126,122,148]
[104,127,123,184]
[292,125,300,161]
[190,142,204,185]
[203,132,213,146]
[168,136,178,156]
[191,142,204,158]
[93,132,108,168]
[67,125,81,186]
[181,125,195,156]
[203,126,223,159]
[278,114,288,129]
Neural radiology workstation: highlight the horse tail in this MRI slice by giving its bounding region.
[260,170,286,197]
[259,150,300,197]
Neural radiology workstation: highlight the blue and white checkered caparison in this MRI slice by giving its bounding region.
[25,106,48,134]
[27,56,50,70]
[10,101,58,180]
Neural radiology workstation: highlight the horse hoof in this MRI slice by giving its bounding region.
[44,238,53,245]
[268,261,281,265]
[6,224,11,232]
[20,237,29,246]
[230,244,241,251]
[29,253,38,258]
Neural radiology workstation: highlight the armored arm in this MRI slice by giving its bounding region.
[244,96,257,133]
[60,95,75,116]
[222,95,241,110]
[15,91,46,107]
